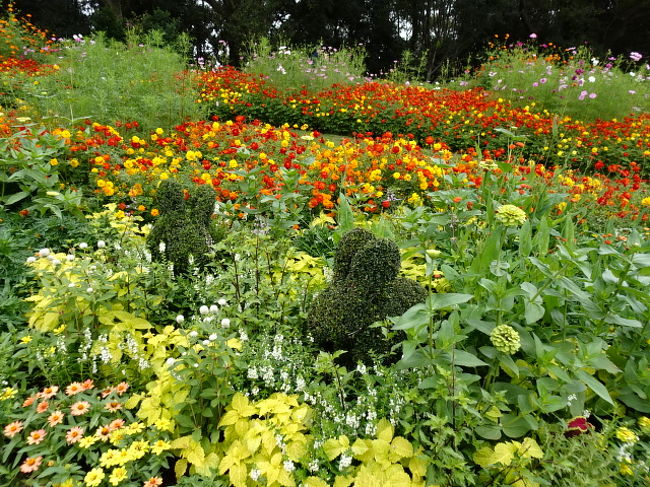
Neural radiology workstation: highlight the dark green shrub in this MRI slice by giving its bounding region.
[147,180,225,275]
[307,228,426,364]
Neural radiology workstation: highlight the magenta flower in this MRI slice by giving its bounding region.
[630,51,643,62]
[529,33,537,39]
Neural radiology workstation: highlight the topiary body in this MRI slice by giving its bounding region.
[147,180,224,275]
[307,228,426,365]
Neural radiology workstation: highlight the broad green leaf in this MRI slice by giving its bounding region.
[524,301,545,324]
[475,425,502,440]
[575,369,613,405]
[450,350,488,367]
[425,293,473,311]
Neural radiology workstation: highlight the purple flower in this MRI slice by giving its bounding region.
[628,90,636,95]
[589,92,597,99]
[630,51,643,62]
[540,78,547,84]
[532,82,539,87]
[578,90,588,101]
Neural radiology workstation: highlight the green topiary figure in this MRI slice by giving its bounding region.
[147,180,225,275]
[307,228,426,365]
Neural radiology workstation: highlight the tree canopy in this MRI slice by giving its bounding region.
[7,0,650,78]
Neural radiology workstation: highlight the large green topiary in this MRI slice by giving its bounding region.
[307,228,426,364]
[147,180,225,275]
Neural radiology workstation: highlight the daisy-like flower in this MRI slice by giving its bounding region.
[19,456,43,474]
[66,426,84,444]
[22,394,38,407]
[27,429,47,445]
[47,410,65,427]
[82,379,95,391]
[105,401,122,412]
[36,401,50,413]
[84,467,105,487]
[109,466,128,486]
[109,418,125,431]
[71,401,91,416]
[101,387,114,399]
[150,439,172,455]
[115,382,129,395]
[3,420,24,438]
[66,382,84,396]
[143,477,163,487]
[96,425,112,441]
[40,385,59,399]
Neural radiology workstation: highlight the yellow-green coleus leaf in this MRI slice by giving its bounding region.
[518,438,544,460]
[323,435,350,461]
[219,393,258,427]
[473,442,517,468]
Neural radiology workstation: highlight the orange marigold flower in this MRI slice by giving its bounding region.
[47,410,65,427]
[36,401,49,413]
[65,382,84,396]
[66,426,84,444]
[3,421,24,438]
[70,401,90,416]
[27,429,46,445]
[20,456,42,474]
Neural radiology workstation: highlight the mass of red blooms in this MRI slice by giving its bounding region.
[197,67,650,174]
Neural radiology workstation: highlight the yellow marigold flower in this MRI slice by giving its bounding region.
[0,387,17,400]
[620,463,634,476]
[150,209,159,217]
[49,158,59,166]
[638,416,650,433]
[78,435,100,449]
[150,439,172,455]
[83,467,105,487]
[20,336,32,344]
[109,466,127,486]
[641,197,650,207]
[153,418,174,432]
[496,204,527,227]
[616,427,638,443]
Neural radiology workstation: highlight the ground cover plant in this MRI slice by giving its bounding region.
[1,7,650,487]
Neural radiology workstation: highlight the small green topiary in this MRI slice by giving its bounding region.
[147,180,225,275]
[307,228,426,364]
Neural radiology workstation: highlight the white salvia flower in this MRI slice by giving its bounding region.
[218,298,227,306]
[159,241,166,253]
[97,240,106,248]
[26,256,37,264]
[199,305,209,315]
[210,304,219,314]
[283,460,295,472]
[221,318,231,328]
[249,469,261,481]
[239,331,248,341]
[175,315,185,324]
[38,248,50,257]
[78,242,88,249]
[339,454,352,470]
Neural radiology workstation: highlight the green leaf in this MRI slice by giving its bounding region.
[604,314,642,328]
[524,300,545,324]
[425,293,473,311]
[391,303,428,330]
[519,220,532,258]
[574,369,613,405]
[2,191,30,205]
[501,414,532,438]
[475,425,502,440]
[450,350,488,367]
[335,192,354,237]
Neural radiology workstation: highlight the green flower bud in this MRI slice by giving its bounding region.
[490,325,521,355]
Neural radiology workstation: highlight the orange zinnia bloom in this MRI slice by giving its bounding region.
[27,429,46,445]
[70,401,90,416]
[65,426,84,444]
[3,421,24,438]
[20,456,42,473]
[47,410,65,427]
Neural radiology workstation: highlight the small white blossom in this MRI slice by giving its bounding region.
[250,469,261,481]
[218,298,227,306]
[86,287,94,293]
[159,241,166,253]
[338,454,352,470]
[221,318,231,328]
[176,315,185,324]
[97,240,106,248]
[199,305,209,315]
[66,254,75,261]
[26,256,37,264]
[38,248,50,257]
[78,242,88,249]
[283,460,295,472]
[209,333,218,341]
[210,304,219,313]
[188,330,198,338]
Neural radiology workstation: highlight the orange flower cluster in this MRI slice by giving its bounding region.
[198,67,650,172]
[0,2,51,58]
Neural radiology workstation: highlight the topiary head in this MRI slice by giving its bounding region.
[348,238,401,288]
[332,228,376,281]
[155,179,184,214]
